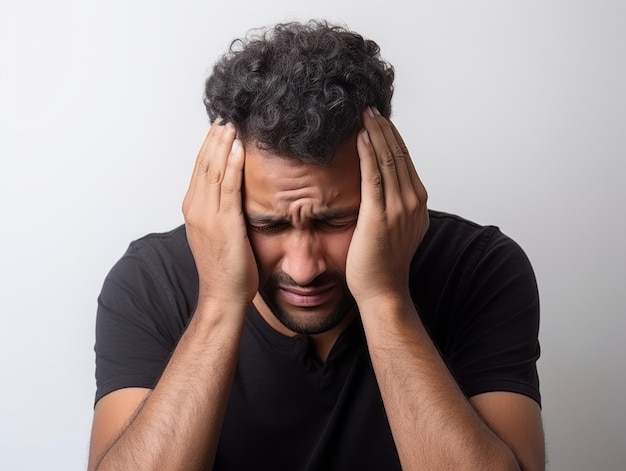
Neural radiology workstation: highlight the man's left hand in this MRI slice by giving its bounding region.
[346,107,429,307]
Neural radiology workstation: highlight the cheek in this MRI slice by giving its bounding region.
[327,230,355,269]
[249,228,356,278]
[248,234,281,280]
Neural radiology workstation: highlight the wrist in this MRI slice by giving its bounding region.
[193,295,249,328]
[355,290,414,316]
[357,293,429,346]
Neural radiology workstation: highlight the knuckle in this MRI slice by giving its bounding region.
[380,150,395,166]
[386,205,403,222]
[221,182,235,196]
[196,149,213,167]
[367,173,385,201]
[208,166,222,184]
[370,172,383,188]
[406,195,419,213]
[419,187,429,202]
[195,158,210,175]
[182,197,190,215]
[391,143,404,157]
[184,205,201,224]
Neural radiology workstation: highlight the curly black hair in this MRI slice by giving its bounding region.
[203,20,395,165]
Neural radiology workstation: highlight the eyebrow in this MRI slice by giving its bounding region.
[245,208,359,225]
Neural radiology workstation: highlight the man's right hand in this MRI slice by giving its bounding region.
[182,121,259,307]
[89,122,255,471]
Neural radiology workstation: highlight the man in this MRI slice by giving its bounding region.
[88,21,544,470]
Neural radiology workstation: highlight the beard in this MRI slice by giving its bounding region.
[258,271,356,335]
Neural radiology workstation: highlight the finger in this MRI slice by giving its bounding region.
[206,122,237,183]
[362,107,400,190]
[386,120,415,194]
[185,123,221,202]
[389,122,428,203]
[183,122,236,214]
[192,119,227,178]
[185,128,211,208]
[219,138,245,212]
[368,110,428,205]
[198,123,238,206]
[356,128,385,210]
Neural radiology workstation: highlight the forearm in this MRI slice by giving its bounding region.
[93,300,246,471]
[360,296,520,471]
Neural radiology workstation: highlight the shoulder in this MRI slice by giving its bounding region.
[126,225,193,267]
[106,225,197,292]
[423,209,512,251]
[414,209,538,310]
[413,210,541,404]
[102,224,199,320]
[95,225,198,403]
[415,210,534,282]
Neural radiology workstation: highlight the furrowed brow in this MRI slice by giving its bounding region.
[245,208,359,225]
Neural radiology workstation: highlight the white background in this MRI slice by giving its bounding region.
[1,1,624,469]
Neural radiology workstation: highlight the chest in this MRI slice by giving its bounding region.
[213,323,402,470]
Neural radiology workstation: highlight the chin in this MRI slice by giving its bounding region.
[275,309,348,335]
[263,295,356,335]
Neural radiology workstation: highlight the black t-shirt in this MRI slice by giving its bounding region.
[95,210,541,470]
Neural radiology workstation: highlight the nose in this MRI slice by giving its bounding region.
[281,230,327,286]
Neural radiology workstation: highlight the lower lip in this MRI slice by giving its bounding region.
[279,287,335,307]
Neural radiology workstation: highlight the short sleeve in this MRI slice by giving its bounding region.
[94,241,184,404]
[446,230,541,405]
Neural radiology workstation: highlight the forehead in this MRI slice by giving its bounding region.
[243,135,361,213]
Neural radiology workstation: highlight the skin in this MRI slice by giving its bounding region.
[87,109,545,470]
[244,134,361,360]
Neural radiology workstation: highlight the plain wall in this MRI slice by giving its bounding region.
[1,0,624,469]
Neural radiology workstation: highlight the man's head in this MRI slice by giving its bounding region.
[243,135,362,336]
[203,20,394,164]
[203,21,395,338]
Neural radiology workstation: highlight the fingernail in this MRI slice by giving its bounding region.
[367,106,374,118]
[361,129,370,145]
[373,106,381,116]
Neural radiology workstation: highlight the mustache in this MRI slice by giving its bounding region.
[269,271,346,289]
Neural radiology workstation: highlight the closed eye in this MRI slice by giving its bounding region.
[249,223,289,234]
[317,220,357,232]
